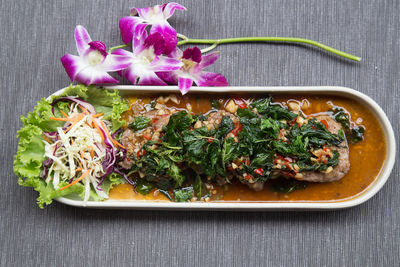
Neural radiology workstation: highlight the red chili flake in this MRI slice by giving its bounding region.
[284,157,293,163]
[152,117,159,123]
[320,119,329,129]
[207,138,213,143]
[245,159,250,165]
[282,162,292,170]
[254,168,264,176]
[244,174,252,180]
[227,166,234,171]
[190,112,195,115]
[289,117,297,126]
[136,149,146,158]
[231,123,243,136]
[143,135,152,140]
[233,97,247,109]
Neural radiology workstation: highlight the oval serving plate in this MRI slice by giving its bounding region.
[54,86,395,210]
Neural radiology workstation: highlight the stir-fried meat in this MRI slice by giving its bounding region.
[194,110,239,131]
[297,115,350,182]
[120,103,174,169]
[120,100,350,190]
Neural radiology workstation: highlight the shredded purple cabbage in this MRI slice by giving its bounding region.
[111,128,122,139]
[113,167,135,186]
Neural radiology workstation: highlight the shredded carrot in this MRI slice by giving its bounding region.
[75,168,82,172]
[64,114,85,133]
[92,113,104,118]
[99,120,126,149]
[80,150,85,160]
[59,169,91,191]
[81,107,89,115]
[60,110,69,118]
[87,146,95,158]
[92,121,105,142]
[42,134,52,144]
[50,117,73,121]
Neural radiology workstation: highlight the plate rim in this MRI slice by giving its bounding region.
[53,85,396,210]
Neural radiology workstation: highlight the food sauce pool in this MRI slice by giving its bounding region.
[109,94,386,202]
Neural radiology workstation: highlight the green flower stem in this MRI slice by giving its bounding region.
[108,44,129,54]
[177,35,361,62]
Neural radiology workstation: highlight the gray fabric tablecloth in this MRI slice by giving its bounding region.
[1,0,398,266]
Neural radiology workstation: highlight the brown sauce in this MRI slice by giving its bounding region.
[109,93,386,202]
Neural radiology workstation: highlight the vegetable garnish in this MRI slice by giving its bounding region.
[43,101,123,202]
[14,85,130,208]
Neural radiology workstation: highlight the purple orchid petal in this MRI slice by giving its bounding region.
[168,47,183,59]
[150,23,177,55]
[139,73,167,85]
[63,26,125,86]
[61,54,87,81]
[119,16,146,44]
[149,56,183,72]
[156,71,177,84]
[88,41,107,57]
[126,3,185,55]
[144,32,165,55]
[199,52,220,68]
[74,25,91,56]
[74,67,119,86]
[134,4,163,20]
[178,77,193,95]
[196,72,228,87]
[163,3,186,19]
[101,54,132,72]
[111,49,136,82]
[122,62,167,85]
[182,47,202,63]
[132,28,148,53]
[123,69,137,84]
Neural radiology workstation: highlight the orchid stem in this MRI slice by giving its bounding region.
[177,36,361,62]
[108,44,128,53]
[200,43,218,53]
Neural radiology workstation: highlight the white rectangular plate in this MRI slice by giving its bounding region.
[55,86,396,210]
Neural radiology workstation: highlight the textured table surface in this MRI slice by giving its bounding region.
[1,0,399,266]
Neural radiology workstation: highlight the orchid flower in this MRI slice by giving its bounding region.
[112,30,183,85]
[119,2,186,55]
[157,47,228,95]
[61,25,130,85]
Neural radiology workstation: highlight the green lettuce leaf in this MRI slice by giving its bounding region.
[14,85,129,208]
[53,84,129,132]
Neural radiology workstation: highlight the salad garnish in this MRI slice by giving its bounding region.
[14,85,129,207]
